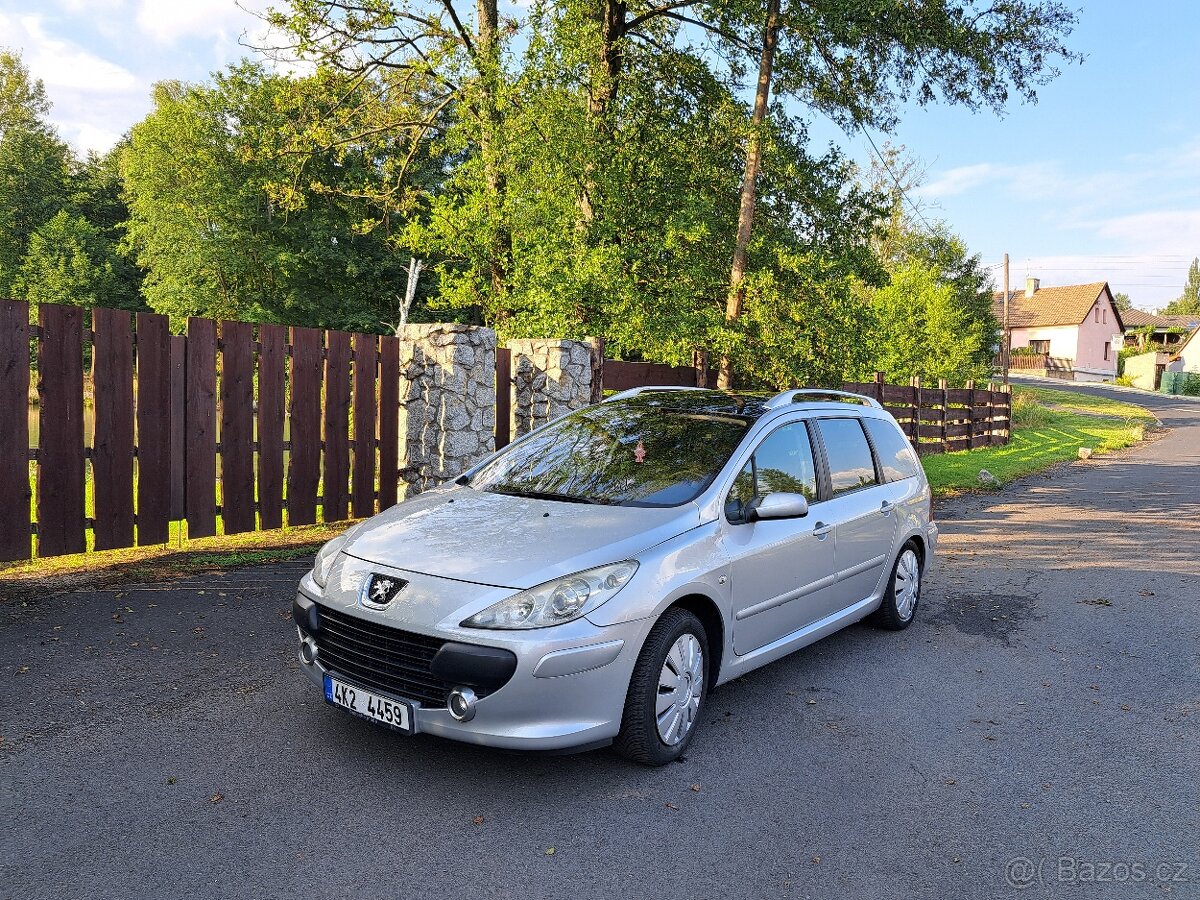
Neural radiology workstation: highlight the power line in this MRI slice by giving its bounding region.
[856,125,936,234]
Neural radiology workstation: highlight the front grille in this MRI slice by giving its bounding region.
[314,604,453,708]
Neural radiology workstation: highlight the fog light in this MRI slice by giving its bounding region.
[299,637,318,666]
[447,686,477,722]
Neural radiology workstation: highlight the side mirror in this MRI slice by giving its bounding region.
[747,492,809,521]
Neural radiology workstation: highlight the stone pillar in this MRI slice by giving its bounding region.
[507,339,595,439]
[397,324,496,497]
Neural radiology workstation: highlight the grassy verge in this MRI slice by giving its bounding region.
[922,386,1153,496]
[0,522,352,599]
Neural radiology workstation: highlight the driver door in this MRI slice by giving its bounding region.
[724,420,837,655]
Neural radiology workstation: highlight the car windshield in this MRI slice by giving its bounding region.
[467,397,753,507]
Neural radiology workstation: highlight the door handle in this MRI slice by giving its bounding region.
[812,522,832,538]
[880,501,896,515]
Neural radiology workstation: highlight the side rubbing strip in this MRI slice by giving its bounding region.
[735,574,839,621]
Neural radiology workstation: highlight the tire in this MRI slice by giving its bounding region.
[614,608,709,766]
[872,542,922,630]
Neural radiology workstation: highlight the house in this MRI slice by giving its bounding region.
[993,278,1124,382]
[1120,308,1200,349]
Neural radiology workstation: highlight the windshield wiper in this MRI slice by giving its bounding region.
[487,487,607,505]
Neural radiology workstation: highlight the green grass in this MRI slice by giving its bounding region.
[922,387,1152,496]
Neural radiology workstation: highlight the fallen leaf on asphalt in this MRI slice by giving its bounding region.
[806,699,817,705]
[665,802,679,810]
[943,778,957,785]
[544,848,555,856]
[167,777,176,785]
[811,857,821,865]
[984,735,997,741]
[472,816,485,825]
[1041,783,1052,790]
[1021,803,1031,809]
[1120,704,1131,711]
[209,792,223,803]
[1138,589,1155,597]
[16,665,29,674]
[690,783,701,792]
[1077,597,1113,607]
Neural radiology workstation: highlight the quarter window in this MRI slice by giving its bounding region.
[863,418,920,482]
[817,419,879,495]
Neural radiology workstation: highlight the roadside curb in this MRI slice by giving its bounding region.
[1008,372,1200,403]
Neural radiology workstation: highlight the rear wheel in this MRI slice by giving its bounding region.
[614,609,708,766]
[872,543,921,630]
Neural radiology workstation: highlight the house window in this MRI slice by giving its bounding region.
[1103,307,1107,324]
[1104,341,1111,361]
[1029,340,1050,354]
[1095,305,1101,323]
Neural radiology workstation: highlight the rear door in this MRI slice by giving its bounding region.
[812,417,899,610]
[724,420,837,655]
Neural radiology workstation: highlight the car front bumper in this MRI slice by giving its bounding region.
[295,574,652,752]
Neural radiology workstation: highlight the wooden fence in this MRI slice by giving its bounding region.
[2,299,402,563]
[842,373,1011,454]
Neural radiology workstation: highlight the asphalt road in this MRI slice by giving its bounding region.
[3,382,1198,900]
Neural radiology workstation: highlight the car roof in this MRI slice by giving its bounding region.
[603,387,884,422]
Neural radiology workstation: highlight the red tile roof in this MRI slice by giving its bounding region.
[992,282,1119,329]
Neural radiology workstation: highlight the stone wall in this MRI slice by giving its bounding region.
[507,339,596,438]
[397,324,496,496]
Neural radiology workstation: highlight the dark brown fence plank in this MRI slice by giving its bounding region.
[168,335,186,521]
[945,422,973,438]
[37,304,86,556]
[219,321,255,534]
[91,307,135,550]
[288,327,323,525]
[378,335,400,511]
[185,317,218,538]
[323,330,352,522]
[351,332,378,519]
[495,347,511,449]
[0,300,31,561]
[135,313,172,544]
[882,384,916,404]
[602,359,697,391]
[257,324,286,530]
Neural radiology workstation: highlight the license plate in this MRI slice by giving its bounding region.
[323,674,416,734]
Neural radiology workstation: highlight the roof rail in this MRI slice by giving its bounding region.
[763,388,882,410]
[603,386,707,403]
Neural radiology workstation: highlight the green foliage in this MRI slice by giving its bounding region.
[1113,291,1132,311]
[0,48,50,136]
[12,210,139,316]
[1160,371,1200,397]
[0,124,72,295]
[122,66,410,330]
[1162,258,1200,316]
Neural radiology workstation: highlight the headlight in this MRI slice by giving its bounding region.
[312,532,351,590]
[461,561,639,629]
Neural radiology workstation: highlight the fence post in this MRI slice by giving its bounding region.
[909,376,921,446]
[966,379,978,449]
[872,371,885,403]
[936,378,948,451]
[0,300,30,562]
[495,346,512,449]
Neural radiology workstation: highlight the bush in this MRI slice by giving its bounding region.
[1113,375,1135,387]
[1011,390,1052,427]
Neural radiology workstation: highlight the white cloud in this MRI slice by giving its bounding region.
[1,13,139,93]
[1093,210,1200,255]
[134,0,269,46]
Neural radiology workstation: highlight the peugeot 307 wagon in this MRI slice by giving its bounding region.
[293,387,937,765]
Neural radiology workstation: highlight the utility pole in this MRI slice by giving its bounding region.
[1002,252,1010,386]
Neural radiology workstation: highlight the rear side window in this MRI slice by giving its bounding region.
[817,418,878,496]
[863,417,920,482]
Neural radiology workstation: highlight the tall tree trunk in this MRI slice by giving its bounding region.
[579,0,626,224]
[717,0,781,390]
[477,0,511,297]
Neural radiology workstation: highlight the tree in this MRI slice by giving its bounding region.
[1162,258,1200,316]
[123,66,409,329]
[0,48,51,137]
[1113,291,1132,312]
[12,210,134,317]
[0,124,73,296]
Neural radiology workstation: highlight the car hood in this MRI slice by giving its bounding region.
[342,485,701,589]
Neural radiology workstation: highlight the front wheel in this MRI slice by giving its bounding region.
[614,609,708,766]
[872,543,922,630]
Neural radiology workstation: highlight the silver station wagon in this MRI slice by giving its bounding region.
[294,387,937,765]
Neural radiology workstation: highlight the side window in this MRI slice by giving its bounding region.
[724,422,818,521]
[817,418,879,495]
[754,422,818,500]
[863,417,920,482]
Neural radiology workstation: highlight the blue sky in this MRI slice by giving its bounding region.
[3,0,1196,310]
